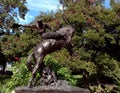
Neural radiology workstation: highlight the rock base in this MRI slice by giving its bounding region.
[15,80,90,93]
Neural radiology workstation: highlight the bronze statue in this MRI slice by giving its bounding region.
[26,26,74,87]
[11,20,75,87]
[11,19,69,42]
[40,66,57,85]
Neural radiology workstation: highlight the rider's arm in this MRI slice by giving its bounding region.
[23,24,37,29]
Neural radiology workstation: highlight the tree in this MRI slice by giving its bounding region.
[1,0,120,92]
[0,0,28,62]
[58,0,120,91]
[0,0,28,36]
[59,0,77,11]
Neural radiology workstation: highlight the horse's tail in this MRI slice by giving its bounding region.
[26,52,33,71]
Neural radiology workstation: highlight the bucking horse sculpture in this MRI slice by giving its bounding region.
[26,26,74,87]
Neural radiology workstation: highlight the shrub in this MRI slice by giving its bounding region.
[0,57,30,92]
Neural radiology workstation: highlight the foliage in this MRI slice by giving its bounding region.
[0,57,30,93]
[59,0,120,92]
[0,28,40,59]
[0,0,28,36]
[89,84,114,93]
[44,55,78,86]
[57,67,78,86]
[0,0,120,93]
[8,57,30,88]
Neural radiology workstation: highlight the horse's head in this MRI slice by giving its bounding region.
[56,26,74,42]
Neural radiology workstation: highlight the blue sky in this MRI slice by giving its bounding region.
[18,0,110,25]
[104,0,110,8]
[18,0,61,24]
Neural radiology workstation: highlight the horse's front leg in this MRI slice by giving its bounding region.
[28,56,44,87]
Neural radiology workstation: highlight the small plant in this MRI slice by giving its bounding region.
[57,67,77,86]
[0,57,30,92]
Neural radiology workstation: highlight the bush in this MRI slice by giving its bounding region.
[44,55,78,86]
[57,67,77,86]
[0,57,30,92]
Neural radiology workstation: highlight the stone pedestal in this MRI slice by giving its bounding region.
[15,80,90,93]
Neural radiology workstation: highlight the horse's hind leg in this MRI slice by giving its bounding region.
[28,56,44,87]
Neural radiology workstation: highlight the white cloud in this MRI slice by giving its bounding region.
[18,0,61,24]
[26,0,60,12]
